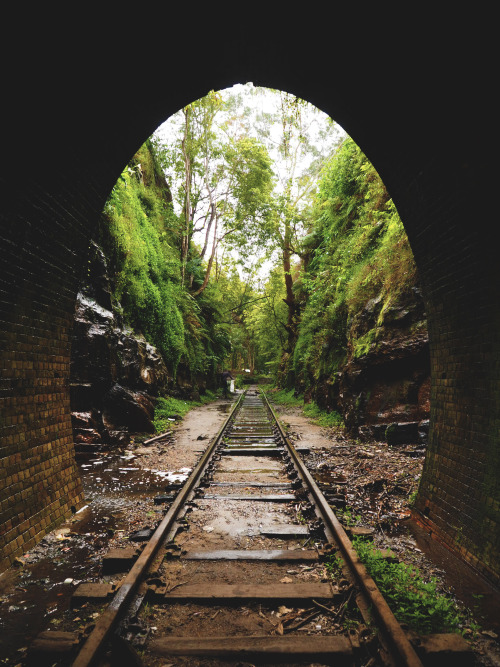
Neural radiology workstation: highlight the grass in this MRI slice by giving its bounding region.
[347,537,462,634]
[153,391,217,433]
[265,388,344,427]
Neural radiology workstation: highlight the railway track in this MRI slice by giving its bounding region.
[31,389,448,666]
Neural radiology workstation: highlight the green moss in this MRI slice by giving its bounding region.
[290,137,419,392]
[352,327,378,359]
[99,140,231,383]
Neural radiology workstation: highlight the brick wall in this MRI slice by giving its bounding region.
[0,174,106,570]
[397,159,500,587]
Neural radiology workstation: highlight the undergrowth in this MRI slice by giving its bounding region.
[349,537,462,634]
[265,388,344,427]
[153,391,216,433]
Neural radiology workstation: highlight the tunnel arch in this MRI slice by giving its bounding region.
[1,29,498,586]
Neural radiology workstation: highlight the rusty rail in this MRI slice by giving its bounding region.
[71,388,424,667]
[263,392,424,667]
[72,392,244,667]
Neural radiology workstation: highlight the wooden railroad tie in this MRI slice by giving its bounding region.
[150,635,354,662]
[71,583,118,607]
[222,447,283,456]
[146,582,340,603]
[182,549,319,561]
[201,493,296,502]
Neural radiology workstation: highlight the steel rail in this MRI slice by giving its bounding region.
[72,392,245,667]
[263,392,424,667]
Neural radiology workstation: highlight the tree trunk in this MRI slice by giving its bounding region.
[282,218,296,353]
[180,107,192,285]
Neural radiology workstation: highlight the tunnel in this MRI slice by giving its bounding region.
[0,20,498,586]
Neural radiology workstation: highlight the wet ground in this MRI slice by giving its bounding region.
[0,396,499,665]
[0,400,230,664]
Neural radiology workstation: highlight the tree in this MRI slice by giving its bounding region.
[221,88,341,360]
[153,92,274,297]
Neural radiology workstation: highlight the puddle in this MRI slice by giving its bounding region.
[147,467,191,484]
[80,457,189,501]
[0,453,196,661]
[0,518,105,660]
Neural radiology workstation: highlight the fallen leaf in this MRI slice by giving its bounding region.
[278,605,293,615]
[280,577,293,584]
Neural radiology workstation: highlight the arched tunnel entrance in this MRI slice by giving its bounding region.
[1,27,498,589]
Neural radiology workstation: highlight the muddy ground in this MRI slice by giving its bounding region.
[0,394,499,666]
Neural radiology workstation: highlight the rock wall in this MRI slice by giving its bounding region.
[70,242,169,449]
[315,289,430,444]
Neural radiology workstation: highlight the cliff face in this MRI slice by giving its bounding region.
[312,287,430,444]
[339,288,430,443]
[70,242,169,449]
[286,136,432,446]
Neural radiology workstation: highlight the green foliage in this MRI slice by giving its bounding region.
[265,388,344,427]
[266,388,303,408]
[352,537,461,634]
[99,89,419,403]
[325,551,344,577]
[153,392,216,433]
[99,140,231,381]
[408,490,418,508]
[291,137,419,391]
[153,91,275,292]
[302,402,344,427]
[352,327,377,359]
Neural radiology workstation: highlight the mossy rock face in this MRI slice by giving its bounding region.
[352,328,378,359]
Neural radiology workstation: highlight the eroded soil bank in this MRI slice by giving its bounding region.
[0,395,499,666]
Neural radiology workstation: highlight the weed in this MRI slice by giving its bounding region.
[139,602,151,619]
[337,507,362,527]
[303,402,344,427]
[408,490,418,507]
[352,537,462,634]
[265,388,303,408]
[325,552,344,577]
